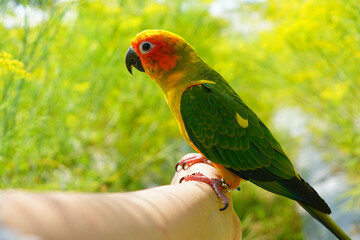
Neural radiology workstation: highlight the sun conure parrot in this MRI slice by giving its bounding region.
[125,29,350,240]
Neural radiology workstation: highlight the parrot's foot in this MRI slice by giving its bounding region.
[175,153,213,172]
[179,172,229,211]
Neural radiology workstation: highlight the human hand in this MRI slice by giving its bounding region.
[0,153,241,240]
[170,153,242,240]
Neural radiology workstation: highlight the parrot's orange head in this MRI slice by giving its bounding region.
[126,30,200,83]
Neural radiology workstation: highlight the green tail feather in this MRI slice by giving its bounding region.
[299,203,351,240]
[245,175,350,239]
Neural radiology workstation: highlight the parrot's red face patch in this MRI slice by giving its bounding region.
[131,30,182,78]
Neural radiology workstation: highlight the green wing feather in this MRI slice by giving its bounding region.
[180,82,294,178]
[180,82,331,214]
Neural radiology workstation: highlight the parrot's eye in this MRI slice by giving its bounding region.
[139,41,154,54]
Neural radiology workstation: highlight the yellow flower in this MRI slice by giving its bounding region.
[143,4,168,16]
[0,51,31,80]
[74,81,90,93]
[320,81,349,102]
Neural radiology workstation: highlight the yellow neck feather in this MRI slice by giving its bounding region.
[159,74,215,148]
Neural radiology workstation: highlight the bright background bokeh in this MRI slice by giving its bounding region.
[0,0,359,239]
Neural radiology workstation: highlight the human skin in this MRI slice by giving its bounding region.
[0,154,241,240]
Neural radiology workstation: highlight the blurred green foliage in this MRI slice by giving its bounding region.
[0,0,358,239]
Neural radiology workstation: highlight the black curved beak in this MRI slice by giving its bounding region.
[125,46,144,75]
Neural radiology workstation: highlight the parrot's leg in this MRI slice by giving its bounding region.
[179,172,229,211]
[175,153,213,172]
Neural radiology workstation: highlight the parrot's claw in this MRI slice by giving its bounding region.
[175,153,213,172]
[179,172,229,211]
